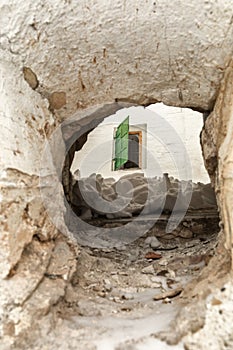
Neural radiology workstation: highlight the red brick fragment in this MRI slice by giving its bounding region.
[145,252,162,260]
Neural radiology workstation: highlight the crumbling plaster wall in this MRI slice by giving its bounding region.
[202,61,233,267]
[1,0,233,347]
[0,59,79,346]
[1,0,233,114]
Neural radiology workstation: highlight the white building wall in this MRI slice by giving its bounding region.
[71,104,210,183]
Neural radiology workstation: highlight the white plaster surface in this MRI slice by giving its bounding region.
[1,0,233,119]
[71,104,210,183]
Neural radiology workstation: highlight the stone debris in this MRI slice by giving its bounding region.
[103,278,112,292]
[178,228,193,239]
[23,218,218,350]
[145,252,162,260]
[144,236,153,246]
[121,293,134,300]
[158,258,169,266]
[150,236,161,249]
[150,276,167,290]
[141,265,155,274]
[70,173,218,220]
[153,287,183,301]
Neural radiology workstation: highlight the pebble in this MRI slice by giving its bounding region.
[93,285,101,292]
[144,236,161,249]
[182,221,190,228]
[128,256,137,263]
[150,280,161,288]
[167,269,176,278]
[158,258,168,266]
[153,286,183,301]
[191,224,204,234]
[162,297,172,304]
[141,265,155,274]
[103,278,111,284]
[118,271,128,276]
[151,276,167,290]
[150,276,161,283]
[144,237,153,245]
[150,237,161,249]
[179,228,193,239]
[103,278,112,292]
[121,293,134,300]
[118,245,127,251]
[113,296,123,303]
[145,252,162,260]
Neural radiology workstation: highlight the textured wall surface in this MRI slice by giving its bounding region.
[1,0,233,347]
[202,60,233,263]
[1,0,233,118]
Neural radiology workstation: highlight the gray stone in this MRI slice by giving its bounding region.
[179,228,193,239]
[103,278,112,292]
[144,237,153,246]
[141,265,155,274]
[150,236,161,249]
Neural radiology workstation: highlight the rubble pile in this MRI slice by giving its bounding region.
[70,173,217,220]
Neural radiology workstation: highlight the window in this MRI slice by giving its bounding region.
[113,117,142,171]
[123,131,142,169]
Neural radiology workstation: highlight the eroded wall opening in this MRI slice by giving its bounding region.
[54,104,223,348]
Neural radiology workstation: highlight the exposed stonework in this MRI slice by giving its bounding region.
[0,234,78,349]
[202,60,233,264]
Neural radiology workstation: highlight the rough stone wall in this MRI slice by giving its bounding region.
[1,0,233,347]
[0,57,79,348]
[202,60,233,265]
[0,60,55,278]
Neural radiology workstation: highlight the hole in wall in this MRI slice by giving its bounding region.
[63,103,219,232]
[57,104,221,341]
[29,97,226,349]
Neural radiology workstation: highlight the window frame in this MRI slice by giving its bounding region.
[112,129,143,171]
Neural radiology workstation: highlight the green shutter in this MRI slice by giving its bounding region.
[114,116,129,170]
